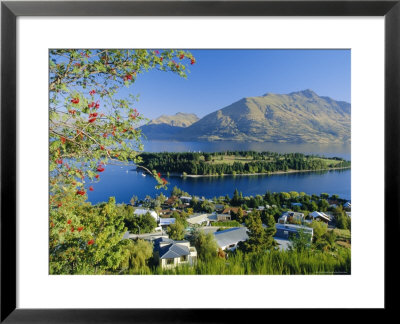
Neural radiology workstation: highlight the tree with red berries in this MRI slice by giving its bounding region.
[49,49,196,274]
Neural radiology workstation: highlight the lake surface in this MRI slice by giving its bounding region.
[86,141,351,204]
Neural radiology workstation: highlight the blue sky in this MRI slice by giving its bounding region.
[128,49,350,121]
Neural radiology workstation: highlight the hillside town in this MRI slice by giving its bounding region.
[122,187,351,270]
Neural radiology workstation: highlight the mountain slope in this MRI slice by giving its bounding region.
[177,90,350,144]
[139,112,199,140]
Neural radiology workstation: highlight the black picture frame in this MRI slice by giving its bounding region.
[1,0,398,322]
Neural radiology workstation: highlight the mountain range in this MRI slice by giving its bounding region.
[138,90,351,144]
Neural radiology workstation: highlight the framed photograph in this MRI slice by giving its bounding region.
[1,0,398,321]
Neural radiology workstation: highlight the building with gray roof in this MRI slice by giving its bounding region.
[213,227,248,251]
[159,218,176,228]
[275,223,313,241]
[153,238,197,269]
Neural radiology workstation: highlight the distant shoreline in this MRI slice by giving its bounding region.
[161,166,351,178]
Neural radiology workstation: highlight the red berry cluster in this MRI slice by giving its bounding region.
[71,98,79,104]
[88,112,98,123]
[130,108,139,119]
[123,74,133,81]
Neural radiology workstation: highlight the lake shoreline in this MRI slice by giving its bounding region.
[162,166,351,178]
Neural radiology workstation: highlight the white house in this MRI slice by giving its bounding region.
[153,237,197,269]
[278,211,304,224]
[309,211,331,223]
[134,208,159,222]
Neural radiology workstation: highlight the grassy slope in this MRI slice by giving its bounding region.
[204,154,345,167]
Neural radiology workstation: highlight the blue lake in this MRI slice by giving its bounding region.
[86,141,351,204]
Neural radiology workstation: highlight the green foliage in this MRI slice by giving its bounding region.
[231,189,243,206]
[124,211,157,234]
[239,211,275,253]
[323,230,337,251]
[310,221,339,252]
[214,220,241,227]
[138,151,350,176]
[264,213,277,238]
[334,206,351,230]
[167,221,185,241]
[310,221,328,244]
[121,239,153,274]
[49,197,131,274]
[172,211,189,228]
[289,228,312,253]
[171,186,189,197]
[318,199,330,211]
[192,230,218,261]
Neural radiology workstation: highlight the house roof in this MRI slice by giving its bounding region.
[180,196,192,200]
[153,237,174,245]
[165,196,178,205]
[276,223,313,235]
[159,218,176,226]
[187,213,211,224]
[217,214,231,219]
[214,227,248,248]
[282,211,304,217]
[153,239,190,259]
[134,209,158,217]
[310,211,331,221]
